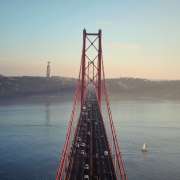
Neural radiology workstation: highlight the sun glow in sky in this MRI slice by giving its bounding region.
[0,0,180,79]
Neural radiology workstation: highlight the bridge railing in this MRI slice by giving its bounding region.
[99,58,128,180]
[56,81,81,180]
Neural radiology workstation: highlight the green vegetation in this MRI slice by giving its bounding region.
[0,75,75,98]
[0,75,180,100]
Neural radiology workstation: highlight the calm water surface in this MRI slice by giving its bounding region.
[0,98,180,180]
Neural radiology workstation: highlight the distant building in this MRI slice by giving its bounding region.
[46,61,51,78]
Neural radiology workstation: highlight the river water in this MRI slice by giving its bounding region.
[0,98,180,180]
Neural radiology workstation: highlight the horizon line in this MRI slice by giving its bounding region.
[1,74,180,81]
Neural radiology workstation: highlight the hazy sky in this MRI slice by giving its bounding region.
[0,0,179,79]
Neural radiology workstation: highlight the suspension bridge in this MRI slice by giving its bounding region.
[56,29,128,180]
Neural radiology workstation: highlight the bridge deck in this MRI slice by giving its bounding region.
[66,92,116,180]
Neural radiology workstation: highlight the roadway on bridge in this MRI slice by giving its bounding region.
[66,92,116,180]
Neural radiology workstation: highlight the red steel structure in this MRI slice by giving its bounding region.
[56,29,127,180]
[80,29,102,108]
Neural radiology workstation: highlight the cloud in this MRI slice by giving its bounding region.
[96,21,112,27]
[108,42,141,50]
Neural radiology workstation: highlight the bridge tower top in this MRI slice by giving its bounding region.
[80,29,102,108]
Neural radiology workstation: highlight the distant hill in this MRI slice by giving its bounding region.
[0,76,180,100]
[0,76,76,98]
[106,78,180,100]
